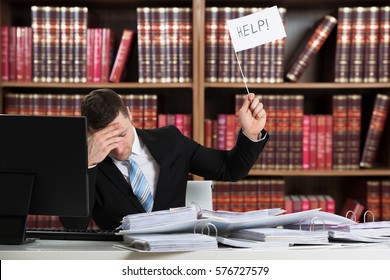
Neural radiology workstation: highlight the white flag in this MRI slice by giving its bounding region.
[227,6,286,52]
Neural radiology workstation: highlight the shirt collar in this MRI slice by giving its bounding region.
[131,126,143,156]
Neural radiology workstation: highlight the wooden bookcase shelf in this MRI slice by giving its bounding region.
[1,0,390,217]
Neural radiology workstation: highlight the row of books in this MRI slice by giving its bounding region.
[205,6,286,83]
[287,6,390,83]
[212,179,337,214]
[3,93,159,130]
[86,28,136,83]
[1,26,32,82]
[2,24,136,84]
[234,94,388,170]
[2,93,195,137]
[341,179,390,222]
[334,6,390,83]
[26,215,99,230]
[137,7,192,83]
[31,6,89,83]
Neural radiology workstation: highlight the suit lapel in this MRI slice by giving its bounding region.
[99,157,145,212]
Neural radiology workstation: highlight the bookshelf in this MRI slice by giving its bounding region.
[1,0,390,219]
[199,0,390,217]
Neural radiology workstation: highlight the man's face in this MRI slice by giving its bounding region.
[105,111,134,161]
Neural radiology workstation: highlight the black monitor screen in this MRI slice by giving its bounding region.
[0,115,89,244]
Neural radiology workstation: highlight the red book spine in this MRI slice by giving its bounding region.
[381,180,390,221]
[101,28,115,82]
[178,7,192,82]
[182,114,192,139]
[284,196,293,214]
[316,115,326,170]
[8,27,17,81]
[24,27,32,82]
[340,197,365,222]
[346,95,362,170]
[204,119,213,148]
[125,94,144,128]
[275,95,290,170]
[225,114,236,150]
[109,29,135,83]
[309,115,317,170]
[46,94,61,116]
[324,195,335,214]
[349,7,366,83]
[157,114,167,127]
[363,7,380,83]
[86,28,95,83]
[136,7,151,83]
[217,114,226,150]
[59,94,76,116]
[334,7,353,83]
[44,6,61,83]
[270,178,285,209]
[299,195,310,211]
[378,7,390,82]
[262,95,276,170]
[31,93,47,116]
[143,94,158,129]
[60,7,74,83]
[93,28,102,82]
[258,179,271,209]
[2,26,9,81]
[360,94,390,168]
[302,115,310,170]
[332,95,348,170]
[31,6,46,83]
[174,114,184,135]
[73,7,88,83]
[16,27,26,82]
[19,93,33,115]
[244,180,258,211]
[213,181,231,211]
[366,180,381,221]
[217,7,232,83]
[204,7,219,82]
[289,95,304,170]
[4,93,20,114]
[286,15,337,82]
[325,115,333,170]
[230,181,244,212]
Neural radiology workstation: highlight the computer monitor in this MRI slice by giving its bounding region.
[0,115,89,244]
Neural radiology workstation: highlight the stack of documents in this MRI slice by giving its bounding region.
[118,205,203,234]
[227,227,330,245]
[122,233,218,251]
[328,221,390,243]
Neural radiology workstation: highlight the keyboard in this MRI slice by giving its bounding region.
[25,228,123,241]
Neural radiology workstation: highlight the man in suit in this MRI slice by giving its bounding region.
[61,88,268,230]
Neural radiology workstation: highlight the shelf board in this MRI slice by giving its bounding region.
[0,82,194,89]
[205,82,390,89]
[249,169,390,176]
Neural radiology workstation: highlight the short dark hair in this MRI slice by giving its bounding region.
[81,89,129,130]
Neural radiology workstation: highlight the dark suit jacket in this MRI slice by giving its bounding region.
[61,125,268,229]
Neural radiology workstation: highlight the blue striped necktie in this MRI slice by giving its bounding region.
[128,158,154,212]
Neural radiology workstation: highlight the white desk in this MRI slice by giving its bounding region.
[1,240,390,260]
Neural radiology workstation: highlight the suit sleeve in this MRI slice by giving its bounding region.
[189,129,269,181]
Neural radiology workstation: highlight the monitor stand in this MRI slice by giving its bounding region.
[0,173,35,245]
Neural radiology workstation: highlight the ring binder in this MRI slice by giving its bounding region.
[364,210,375,223]
[345,210,357,222]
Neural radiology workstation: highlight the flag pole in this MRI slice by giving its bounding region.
[234,51,250,94]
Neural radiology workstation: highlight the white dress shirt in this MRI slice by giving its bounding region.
[111,127,159,197]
